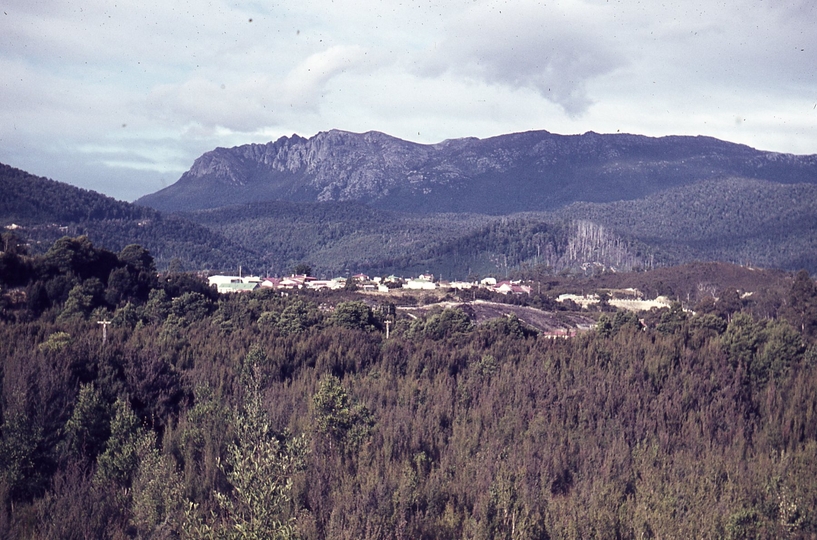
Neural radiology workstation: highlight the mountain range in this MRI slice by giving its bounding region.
[3,129,817,277]
[136,129,817,214]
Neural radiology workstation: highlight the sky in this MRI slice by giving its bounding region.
[1,0,816,202]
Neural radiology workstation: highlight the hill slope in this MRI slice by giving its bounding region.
[180,175,817,277]
[180,201,655,278]
[556,177,817,271]
[0,163,262,271]
[136,129,817,214]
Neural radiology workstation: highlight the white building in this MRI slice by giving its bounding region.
[403,278,437,290]
[208,275,261,294]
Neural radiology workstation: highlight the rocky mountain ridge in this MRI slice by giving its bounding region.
[136,129,817,214]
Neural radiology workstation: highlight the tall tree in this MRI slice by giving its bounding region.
[184,364,307,539]
[783,270,817,338]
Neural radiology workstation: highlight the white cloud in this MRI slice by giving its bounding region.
[143,44,370,132]
[281,45,371,108]
[0,0,815,201]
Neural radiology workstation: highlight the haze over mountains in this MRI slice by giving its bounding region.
[3,129,817,277]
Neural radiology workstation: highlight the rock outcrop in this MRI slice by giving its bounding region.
[136,129,817,214]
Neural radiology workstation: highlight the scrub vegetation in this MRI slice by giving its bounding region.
[2,236,817,538]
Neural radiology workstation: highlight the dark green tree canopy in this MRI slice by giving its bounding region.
[119,244,156,274]
[332,301,376,331]
[293,263,313,276]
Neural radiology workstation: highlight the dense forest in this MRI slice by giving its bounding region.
[557,178,817,271]
[2,236,817,538]
[6,161,817,277]
[181,202,658,278]
[0,163,263,272]
[178,177,817,277]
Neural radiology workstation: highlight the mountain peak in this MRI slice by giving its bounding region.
[136,129,817,214]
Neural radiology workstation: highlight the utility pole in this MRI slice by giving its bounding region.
[385,320,391,339]
[97,320,111,345]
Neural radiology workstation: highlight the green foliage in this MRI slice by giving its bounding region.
[145,288,171,324]
[481,314,537,339]
[726,507,760,540]
[718,313,806,388]
[755,319,804,385]
[58,278,105,322]
[597,310,642,338]
[63,383,111,462]
[95,398,143,489]
[119,244,157,274]
[185,376,307,539]
[474,354,499,377]
[655,302,687,335]
[239,346,271,389]
[129,431,184,539]
[171,291,214,323]
[4,242,817,538]
[410,307,473,340]
[343,276,359,292]
[38,331,72,353]
[275,298,322,336]
[723,312,762,367]
[690,312,727,335]
[105,266,136,306]
[0,410,44,502]
[312,374,373,454]
[111,301,142,328]
[176,384,233,505]
[331,301,376,331]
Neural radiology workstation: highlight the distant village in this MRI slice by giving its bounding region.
[207,272,674,312]
[207,272,534,295]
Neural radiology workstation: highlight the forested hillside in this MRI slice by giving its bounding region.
[0,163,263,272]
[6,160,817,277]
[0,163,153,225]
[557,178,817,271]
[2,237,817,538]
[179,201,495,277]
[181,201,657,278]
[182,177,817,278]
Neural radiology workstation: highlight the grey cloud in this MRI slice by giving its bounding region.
[424,3,624,116]
[617,0,817,93]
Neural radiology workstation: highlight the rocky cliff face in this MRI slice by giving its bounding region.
[136,129,817,214]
